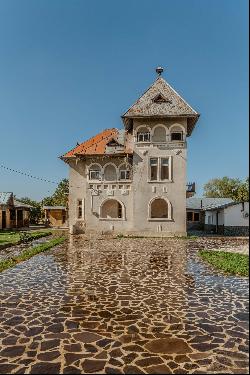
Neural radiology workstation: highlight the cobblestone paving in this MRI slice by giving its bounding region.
[0,236,249,374]
[196,238,249,256]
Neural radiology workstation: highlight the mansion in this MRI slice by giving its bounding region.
[61,68,200,236]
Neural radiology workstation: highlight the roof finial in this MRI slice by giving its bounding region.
[156,66,164,76]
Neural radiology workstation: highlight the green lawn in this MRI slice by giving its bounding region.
[199,250,249,277]
[0,230,52,246]
[0,236,66,272]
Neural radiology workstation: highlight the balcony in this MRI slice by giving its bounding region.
[136,141,187,149]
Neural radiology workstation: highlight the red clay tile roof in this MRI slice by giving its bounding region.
[62,128,122,158]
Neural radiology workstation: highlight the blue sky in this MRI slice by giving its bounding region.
[0,0,248,200]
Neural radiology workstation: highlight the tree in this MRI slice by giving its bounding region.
[18,197,43,224]
[51,178,69,206]
[42,179,69,207]
[203,177,249,202]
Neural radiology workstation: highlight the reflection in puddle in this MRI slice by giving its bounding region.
[0,237,248,374]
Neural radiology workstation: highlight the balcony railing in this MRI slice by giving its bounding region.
[136,141,187,149]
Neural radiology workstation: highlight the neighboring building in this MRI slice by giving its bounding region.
[186,197,249,236]
[204,201,249,236]
[43,206,68,228]
[0,192,32,229]
[61,68,200,236]
[186,197,233,231]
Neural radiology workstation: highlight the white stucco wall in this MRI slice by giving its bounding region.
[205,202,249,227]
[224,202,249,227]
[67,117,189,236]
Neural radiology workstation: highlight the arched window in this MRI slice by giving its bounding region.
[101,199,123,219]
[89,164,101,180]
[150,198,171,219]
[104,164,117,181]
[152,126,166,142]
[170,125,185,142]
[136,126,151,142]
[119,163,131,180]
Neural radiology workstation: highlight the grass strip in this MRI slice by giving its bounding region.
[0,236,66,273]
[199,250,249,277]
[0,230,52,246]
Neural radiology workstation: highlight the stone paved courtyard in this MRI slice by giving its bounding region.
[0,236,249,374]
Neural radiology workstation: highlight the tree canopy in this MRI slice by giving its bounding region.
[203,177,249,202]
[42,179,69,207]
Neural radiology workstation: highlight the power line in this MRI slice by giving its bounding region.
[0,164,59,185]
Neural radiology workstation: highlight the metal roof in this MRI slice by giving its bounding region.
[205,201,248,211]
[186,197,234,210]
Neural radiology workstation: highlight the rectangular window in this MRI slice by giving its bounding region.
[112,185,116,190]
[150,157,171,181]
[89,170,100,180]
[161,158,169,180]
[194,212,200,222]
[137,132,150,142]
[187,212,193,221]
[104,184,108,189]
[77,200,83,219]
[150,158,158,181]
[120,170,130,180]
[171,132,183,141]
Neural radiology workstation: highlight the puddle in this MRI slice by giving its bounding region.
[0,237,248,374]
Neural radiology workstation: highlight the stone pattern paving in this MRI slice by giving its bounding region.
[194,237,249,255]
[0,236,249,374]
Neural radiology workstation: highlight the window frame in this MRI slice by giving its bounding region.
[149,157,172,182]
[171,131,183,142]
[119,169,130,181]
[99,199,126,221]
[137,131,151,143]
[88,163,102,181]
[148,197,173,221]
[77,199,84,219]
[187,211,200,222]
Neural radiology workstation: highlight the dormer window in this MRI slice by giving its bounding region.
[171,132,183,141]
[153,93,171,104]
[137,131,150,142]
